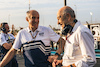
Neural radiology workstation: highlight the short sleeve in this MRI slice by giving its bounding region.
[48,28,60,42]
[0,34,7,46]
[12,31,22,50]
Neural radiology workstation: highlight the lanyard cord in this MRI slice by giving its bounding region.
[30,31,39,39]
[66,32,73,40]
[4,34,10,40]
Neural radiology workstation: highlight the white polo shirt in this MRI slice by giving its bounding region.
[12,26,60,50]
[62,21,96,67]
[0,33,15,46]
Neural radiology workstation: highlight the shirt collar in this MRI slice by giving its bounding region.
[1,32,8,35]
[27,26,41,33]
[72,21,81,32]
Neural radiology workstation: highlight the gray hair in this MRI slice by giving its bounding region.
[62,7,75,18]
[26,11,30,18]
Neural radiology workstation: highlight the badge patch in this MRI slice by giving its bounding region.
[39,32,44,36]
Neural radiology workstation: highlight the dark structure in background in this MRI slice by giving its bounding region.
[64,0,67,6]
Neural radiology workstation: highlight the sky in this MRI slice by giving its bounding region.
[0,0,100,29]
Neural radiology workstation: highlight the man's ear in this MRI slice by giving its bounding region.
[26,17,29,22]
[68,14,71,21]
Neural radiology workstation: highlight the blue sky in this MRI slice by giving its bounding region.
[0,0,100,29]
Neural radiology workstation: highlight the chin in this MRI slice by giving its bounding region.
[8,30,10,32]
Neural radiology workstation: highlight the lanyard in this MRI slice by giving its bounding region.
[4,34,10,40]
[66,32,73,40]
[30,31,39,39]
[8,36,10,39]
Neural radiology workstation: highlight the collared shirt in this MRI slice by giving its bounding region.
[0,33,15,46]
[62,21,96,67]
[12,26,60,50]
[12,26,60,67]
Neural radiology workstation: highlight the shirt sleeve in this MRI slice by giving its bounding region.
[48,27,60,42]
[12,31,22,50]
[0,34,7,46]
[75,31,96,67]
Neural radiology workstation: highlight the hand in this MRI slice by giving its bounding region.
[47,55,58,63]
[52,59,62,67]
[62,64,76,67]
[52,60,56,67]
[61,66,70,67]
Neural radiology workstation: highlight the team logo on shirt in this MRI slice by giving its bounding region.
[39,32,44,36]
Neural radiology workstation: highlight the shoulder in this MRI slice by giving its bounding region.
[18,27,27,34]
[9,33,14,37]
[39,26,50,29]
[77,24,92,36]
[78,25,90,33]
[0,33,3,36]
[0,33,4,37]
[38,26,52,31]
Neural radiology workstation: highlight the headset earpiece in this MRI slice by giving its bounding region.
[1,27,6,32]
[1,23,7,32]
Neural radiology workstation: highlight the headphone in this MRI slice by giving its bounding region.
[0,22,8,32]
[61,19,78,35]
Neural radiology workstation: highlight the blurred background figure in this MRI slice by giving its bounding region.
[0,22,18,67]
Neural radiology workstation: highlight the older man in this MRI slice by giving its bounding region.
[0,10,65,67]
[52,6,96,67]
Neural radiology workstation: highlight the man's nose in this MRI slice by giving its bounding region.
[58,21,60,25]
[34,18,39,22]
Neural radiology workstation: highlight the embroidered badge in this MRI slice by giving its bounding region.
[39,32,44,36]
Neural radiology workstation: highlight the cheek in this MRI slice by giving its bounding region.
[36,22,39,27]
[29,20,32,23]
[62,24,65,29]
[58,19,62,24]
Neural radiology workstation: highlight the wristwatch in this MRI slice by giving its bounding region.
[70,64,76,67]
[55,53,60,56]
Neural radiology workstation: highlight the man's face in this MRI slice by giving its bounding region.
[4,24,10,33]
[27,11,39,30]
[57,11,67,29]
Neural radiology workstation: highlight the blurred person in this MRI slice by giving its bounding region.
[0,22,18,67]
[52,6,96,67]
[0,10,65,67]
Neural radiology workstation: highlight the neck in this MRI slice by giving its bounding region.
[70,22,75,27]
[68,18,76,27]
[29,26,36,32]
[2,31,7,34]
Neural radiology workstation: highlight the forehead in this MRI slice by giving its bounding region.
[29,11,39,17]
[4,24,9,27]
[57,11,61,17]
[57,10,63,18]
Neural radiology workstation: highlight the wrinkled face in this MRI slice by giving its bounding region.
[27,11,39,30]
[57,10,68,29]
[4,24,10,33]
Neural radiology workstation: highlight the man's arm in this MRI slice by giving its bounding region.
[56,37,65,55]
[48,37,65,63]
[0,47,17,67]
[74,32,96,66]
[2,43,12,50]
[0,34,13,50]
[52,59,63,67]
